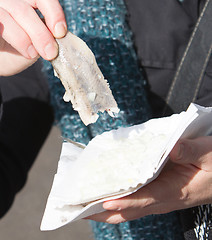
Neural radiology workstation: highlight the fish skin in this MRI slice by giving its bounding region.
[51,31,119,126]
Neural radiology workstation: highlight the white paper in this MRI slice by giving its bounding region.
[40,103,212,231]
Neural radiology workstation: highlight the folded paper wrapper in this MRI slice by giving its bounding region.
[40,103,212,231]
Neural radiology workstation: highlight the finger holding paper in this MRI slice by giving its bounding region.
[88,136,212,224]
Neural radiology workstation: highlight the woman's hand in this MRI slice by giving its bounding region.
[0,0,67,76]
[87,136,212,224]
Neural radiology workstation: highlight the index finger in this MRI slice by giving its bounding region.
[35,0,67,38]
[1,0,67,60]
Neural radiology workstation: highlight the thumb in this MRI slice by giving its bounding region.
[169,137,212,171]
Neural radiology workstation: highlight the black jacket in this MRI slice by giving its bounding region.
[125,0,212,117]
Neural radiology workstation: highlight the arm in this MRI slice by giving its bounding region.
[0,0,67,76]
[87,136,212,224]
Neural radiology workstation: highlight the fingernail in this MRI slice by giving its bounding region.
[27,45,38,59]
[54,22,67,38]
[44,42,58,60]
[177,143,184,160]
[103,202,120,210]
[103,202,113,209]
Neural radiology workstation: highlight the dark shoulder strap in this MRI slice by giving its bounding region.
[163,0,212,115]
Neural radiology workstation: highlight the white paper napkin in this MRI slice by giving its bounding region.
[40,103,212,231]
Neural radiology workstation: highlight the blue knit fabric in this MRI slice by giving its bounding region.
[91,213,183,240]
[42,0,184,239]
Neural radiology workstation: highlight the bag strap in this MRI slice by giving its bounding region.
[163,0,212,115]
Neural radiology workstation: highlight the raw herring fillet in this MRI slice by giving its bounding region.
[51,31,119,125]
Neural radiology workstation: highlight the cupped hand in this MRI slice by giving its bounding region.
[87,136,212,224]
[0,0,67,76]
